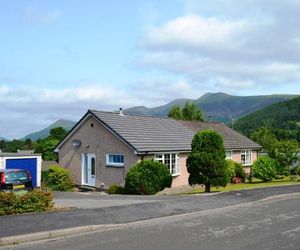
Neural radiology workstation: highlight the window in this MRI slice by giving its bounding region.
[225,150,232,159]
[241,150,251,165]
[154,153,180,176]
[106,154,124,167]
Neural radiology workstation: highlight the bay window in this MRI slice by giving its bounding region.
[154,153,180,176]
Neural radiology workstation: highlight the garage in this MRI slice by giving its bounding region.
[0,153,42,187]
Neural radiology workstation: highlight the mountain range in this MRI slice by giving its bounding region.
[21,119,76,141]
[125,92,297,123]
[19,92,298,141]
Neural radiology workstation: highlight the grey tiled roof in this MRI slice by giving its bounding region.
[91,110,195,152]
[178,120,262,150]
[90,110,261,153]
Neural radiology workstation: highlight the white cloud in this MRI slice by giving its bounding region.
[24,6,62,24]
[138,1,300,91]
[0,80,202,139]
[141,15,248,49]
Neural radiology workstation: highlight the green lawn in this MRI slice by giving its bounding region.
[182,177,300,194]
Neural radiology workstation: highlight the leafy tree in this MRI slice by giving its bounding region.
[273,140,299,169]
[168,101,204,121]
[250,127,277,153]
[168,106,182,120]
[49,127,68,141]
[182,102,204,121]
[34,127,67,161]
[186,130,229,192]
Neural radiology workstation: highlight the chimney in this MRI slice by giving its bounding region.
[119,107,124,116]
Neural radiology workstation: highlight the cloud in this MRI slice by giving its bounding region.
[138,0,300,91]
[24,6,61,24]
[0,80,202,139]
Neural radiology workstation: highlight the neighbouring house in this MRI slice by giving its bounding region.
[0,152,42,187]
[55,109,261,188]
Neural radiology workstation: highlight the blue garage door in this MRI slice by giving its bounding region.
[6,158,37,187]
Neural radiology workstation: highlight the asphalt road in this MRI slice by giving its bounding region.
[1,185,300,238]
[4,193,300,250]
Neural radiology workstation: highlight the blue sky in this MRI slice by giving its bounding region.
[1,0,300,139]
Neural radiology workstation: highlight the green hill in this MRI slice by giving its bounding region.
[234,96,300,141]
[125,93,297,123]
[22,119,76,141]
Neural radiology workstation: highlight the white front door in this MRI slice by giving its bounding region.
[82,153,96,186]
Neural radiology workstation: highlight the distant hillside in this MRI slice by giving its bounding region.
[234,96,300,141]
[125,93,297,123]
[0,137,7,141]
[22,119,76,141]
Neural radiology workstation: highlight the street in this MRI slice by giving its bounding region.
[4,193,300,250]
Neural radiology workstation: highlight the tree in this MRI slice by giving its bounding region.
[250,127,277,154]
[49,127,68,141]
[252,156,277,182]
[168,101,204,121]
[34,127,67,161]
[182,102,204,121]
[186,130,229,192]
[273,140,299,169]
[168,106,182,120]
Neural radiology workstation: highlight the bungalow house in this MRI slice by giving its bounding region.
[55,110,261,188]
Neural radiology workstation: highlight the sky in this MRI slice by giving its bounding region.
[1,0,300,139]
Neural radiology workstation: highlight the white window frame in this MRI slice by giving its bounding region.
[106,154,124,167]
[225,150,232,160]
[241,150,252,165]
[154,153,180,176]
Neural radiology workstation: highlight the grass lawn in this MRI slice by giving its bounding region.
[182,176,300,194]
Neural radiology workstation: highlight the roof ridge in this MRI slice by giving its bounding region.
[89,109,175,120]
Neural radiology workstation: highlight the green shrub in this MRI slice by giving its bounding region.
[0,191,53,216]
[226,160,236,180]
[290,166,300,176]
[107,184,124,194]
[42,165,74,191]
[125,160,172,195]
[252,156,277,182]
[234,162,246,182]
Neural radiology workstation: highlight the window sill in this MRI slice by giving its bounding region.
[172,173,180,177]
[106,164,124,168]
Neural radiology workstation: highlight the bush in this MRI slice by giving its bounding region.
[252,156,277,182]
[290,166,300,176]
[0,190,53,216]
[107,184,124,194]
[124,160,172,195]
[226,160,236,181]
[234,162,246,182]
[42,165,74,191]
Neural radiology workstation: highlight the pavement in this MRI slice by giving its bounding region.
[1,184,300,247]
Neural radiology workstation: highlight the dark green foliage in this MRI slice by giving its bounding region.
[234,162,246,182]
[252,156,277,182]
[187,130,229,192]
[0,139,35,153]
[235,96,300,142]
[226,160,236,180]
[0,191,53,216]
[168,106,182,119]
[290,166,300,176]
[273,140,299,169]
[42,165,74,191]
[182,102,204,121]
[107,184,124,194]
[34,127,68,161]
[124,160,172,195]
[168,101,204,121]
